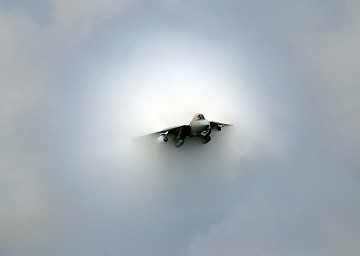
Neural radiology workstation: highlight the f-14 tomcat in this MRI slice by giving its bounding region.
[150,113,231,147]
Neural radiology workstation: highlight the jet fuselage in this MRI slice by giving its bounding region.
[189,119,211,137]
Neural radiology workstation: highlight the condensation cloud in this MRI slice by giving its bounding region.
[1,1,359,256]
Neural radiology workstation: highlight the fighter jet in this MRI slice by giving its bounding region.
[150,113,232,147]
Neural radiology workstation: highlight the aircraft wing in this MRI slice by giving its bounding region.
[135,125,185,142]
[150,125,190,136]
[210,121,232,131]
[148,124,191,146]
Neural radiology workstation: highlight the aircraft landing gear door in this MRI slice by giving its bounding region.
[174,126,191,147]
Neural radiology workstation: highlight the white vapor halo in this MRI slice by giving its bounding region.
[87,29,279,165]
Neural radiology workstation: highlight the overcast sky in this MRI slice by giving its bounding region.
[1,1,360,255]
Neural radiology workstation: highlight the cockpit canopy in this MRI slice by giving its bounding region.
[193,113,205,121]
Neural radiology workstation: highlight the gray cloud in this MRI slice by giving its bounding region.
[1,1,359,256]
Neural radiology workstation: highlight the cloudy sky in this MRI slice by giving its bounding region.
[1,1,360,255]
